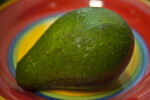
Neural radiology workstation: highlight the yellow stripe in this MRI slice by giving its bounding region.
[139,0,150,6]
[0,96,6,100]
[0,0,18,11]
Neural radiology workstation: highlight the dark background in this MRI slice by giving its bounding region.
[0,0,8,5]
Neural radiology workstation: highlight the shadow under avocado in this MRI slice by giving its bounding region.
[34,71,130,94]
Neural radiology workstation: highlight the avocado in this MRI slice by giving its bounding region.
[16,7,134,90]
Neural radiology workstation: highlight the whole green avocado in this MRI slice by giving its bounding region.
[16,7,134,90]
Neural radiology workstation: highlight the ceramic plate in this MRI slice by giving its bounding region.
[0,0,150,100]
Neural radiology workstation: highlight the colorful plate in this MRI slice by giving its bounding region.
[0,0,150,100]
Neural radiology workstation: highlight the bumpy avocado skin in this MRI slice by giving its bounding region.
[16,7,134,90]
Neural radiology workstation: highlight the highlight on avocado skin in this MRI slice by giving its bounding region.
[16,7,134,90]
